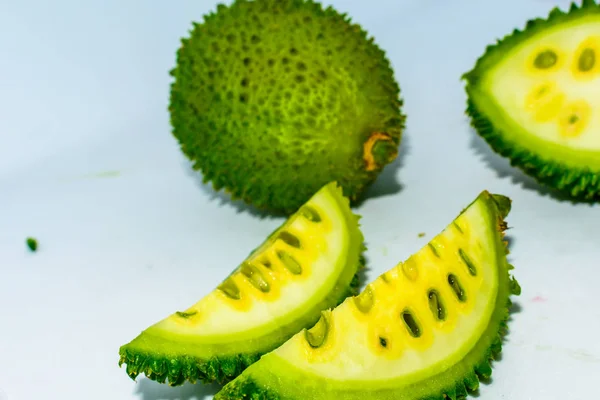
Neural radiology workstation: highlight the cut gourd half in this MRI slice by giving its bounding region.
[463,0,600,200]
[118,181,365,386]
[215,191,521,400]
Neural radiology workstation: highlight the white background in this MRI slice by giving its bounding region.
[1,0,599,399]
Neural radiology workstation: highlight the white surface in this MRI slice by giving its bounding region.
[1,0,599,399]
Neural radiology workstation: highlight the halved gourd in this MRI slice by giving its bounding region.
[118,182,365,386]
[463,0,600,200]
[215,191,521,400]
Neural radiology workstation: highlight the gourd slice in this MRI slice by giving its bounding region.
[463,0,600,200]
[118,182,365,386]
[215,191,521,400]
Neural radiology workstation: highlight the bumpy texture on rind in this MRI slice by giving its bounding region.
[463,0,600,201]
[118,182,366,386]
[214,191,521,400]
[169,0,405,214]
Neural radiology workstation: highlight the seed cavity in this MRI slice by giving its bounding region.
[428,243,440,258]
[277,250,302,275]
[175,310,198,319]
[534,92,566,122]
[401,259,418,281]
[353,284,374,313]
[217,277,241,300]
[240,262,270,292]
[379,337,388,348]
[558,100,591,138]
[277,231,301,248]
[533,49,558,69]
[401,309,422,338]
[578,48,596,72]
[458,249,477,276]
[453,222,463,233]
[305,312,329,348]
[380,272,392,283]
[427,290,446,321]
[300,206,321,222]
[448,274,466,302]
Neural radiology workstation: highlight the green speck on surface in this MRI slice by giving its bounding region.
[418,232,426,238]
[90,170,121,178]
[26,237,38,252]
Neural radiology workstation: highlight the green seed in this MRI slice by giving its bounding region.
[305,312,329,348]
[353,284,374,313]
[240,262,270,292]
[448,274,467,302]
[401,309,422,338]
[428,242,440,258]
[578,48,596,72]
[458,249,477,276]
[300,206,321,222]
[427,289,446,321]
[533,50,558,69]
[277,250,302,275]
[453,222,463,233]
[175,310,198,319]
[217,277,241,299]
[277,231,301,248]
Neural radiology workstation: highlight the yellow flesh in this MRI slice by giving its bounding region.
[153,189,347,341]
[275,199,498,384]
[486,18,600,150]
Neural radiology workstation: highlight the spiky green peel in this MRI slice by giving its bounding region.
[463,0,600,201]
[118,182,365,386]
[215,191,521,400]
[169,0,405,214]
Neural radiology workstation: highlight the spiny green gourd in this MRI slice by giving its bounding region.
[215,191,521,400]
[463,0,600,201]
[118,182,365,386]
[169,0,405,214]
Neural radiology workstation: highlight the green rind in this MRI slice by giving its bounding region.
[118,183,366,386]
[214,191,521,400]
[463,0,600,201]
[169,0,405,214]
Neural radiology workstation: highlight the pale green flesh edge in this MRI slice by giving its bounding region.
[234,194,509,399]
[472,14,600,170]
[124,184,363,358]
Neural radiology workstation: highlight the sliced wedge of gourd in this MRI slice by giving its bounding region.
[215,191,521,400]
[118,182,365,386]
[463,0,600,200]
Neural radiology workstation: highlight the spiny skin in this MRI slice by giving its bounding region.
[214,192,521,400]
[118,182,366,386]
[169,0,405,214]
[463,0,600,201]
